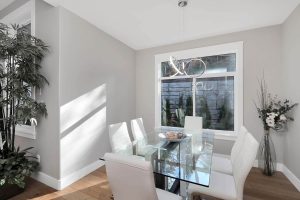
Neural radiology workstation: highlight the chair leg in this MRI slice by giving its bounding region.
[190,193,209,200]
[191,193,221,200]
[190,193,200,200]
[192,194,200,200]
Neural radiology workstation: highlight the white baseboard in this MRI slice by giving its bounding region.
[214,153,300,192]
[32,160,105,190]
[282,165,300,192]
[31,171,60,190]
[59,160,104,190]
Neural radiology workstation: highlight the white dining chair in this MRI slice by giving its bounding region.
[211,126,248,175]
[131,118,147,141]
[104,153,182,200]
[109,122,133,155]
[131,118,157,156]
[188,132,259,200]
[184,116,203,131]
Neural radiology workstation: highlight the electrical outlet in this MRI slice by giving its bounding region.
[37,154,41,163]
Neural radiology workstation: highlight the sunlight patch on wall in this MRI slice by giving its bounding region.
[60,106,106,177]
[60,84,106,135]
[59,84,107,177]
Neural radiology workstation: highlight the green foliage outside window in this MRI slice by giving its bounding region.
[217,94,234,130]
[162,94,194,127]
[162,98,172,126]
[198,97,212,129]
[185,95,193,117]
[175,94,185,127]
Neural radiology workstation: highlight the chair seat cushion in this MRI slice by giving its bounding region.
[132,155,146,160]
[156,188,182,200]
[137,145,156,157]
[188,171,237,200]
[211,155,233,175]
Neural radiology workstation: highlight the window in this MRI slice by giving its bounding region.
[155,42,243,139]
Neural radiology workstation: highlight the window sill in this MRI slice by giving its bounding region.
[214,133,237,141]
[16,125,36,139]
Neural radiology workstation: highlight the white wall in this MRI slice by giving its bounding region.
[58,7,136,178]
[282,5,300,179]
[136,26,285,160]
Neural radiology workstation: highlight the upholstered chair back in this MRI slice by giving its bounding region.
[231,126,248,163]
[232,132,259,200]
[184,116,203,132]
[131,118,147,141]
[109,122,133,155]
[104,153,159,200]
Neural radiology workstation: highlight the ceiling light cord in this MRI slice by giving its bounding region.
[178,0,187,39]
[181,5,184,39]
[169,0,208,86]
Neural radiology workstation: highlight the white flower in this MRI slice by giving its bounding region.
[266,116,275,127]
[280,114,287,121]
[267,112,278,119]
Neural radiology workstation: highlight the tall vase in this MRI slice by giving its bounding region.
[258,130,276,176]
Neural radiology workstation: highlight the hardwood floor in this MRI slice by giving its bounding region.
[10,167,300,200]
[10,167,112,200]
[244,168,300,200]
[192,168,300,200]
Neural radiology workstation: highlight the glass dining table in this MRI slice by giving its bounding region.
[135,127,215,197]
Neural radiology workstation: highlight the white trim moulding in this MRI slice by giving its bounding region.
[32,160,105,190]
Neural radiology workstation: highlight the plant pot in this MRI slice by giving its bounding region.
[0,183,25,200]
[258,130,277,176]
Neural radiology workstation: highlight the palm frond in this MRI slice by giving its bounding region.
[0,22,49,156]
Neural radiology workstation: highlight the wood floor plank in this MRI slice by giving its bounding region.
[10,167,300,200]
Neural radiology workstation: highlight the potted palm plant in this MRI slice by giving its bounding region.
[0,23,48,199]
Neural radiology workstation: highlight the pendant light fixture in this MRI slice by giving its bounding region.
[169,0,207,78]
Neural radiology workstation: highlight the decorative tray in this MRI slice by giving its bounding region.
[159,131,187,142]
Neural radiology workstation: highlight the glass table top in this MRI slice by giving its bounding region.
[135,128,215,187]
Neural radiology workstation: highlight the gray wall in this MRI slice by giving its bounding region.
[34,0,61,179]
[15,0,61,179]
[282,5,300,179]
[0,0,29,19]
[136,26,285,160]
[2,0,299,183]
[58,7,136,178]
[3,1,136,181]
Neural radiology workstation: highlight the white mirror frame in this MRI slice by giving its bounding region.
[0,1,37,139]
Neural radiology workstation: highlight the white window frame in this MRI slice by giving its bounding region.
[0,1,37,139]
[155,42,243,140]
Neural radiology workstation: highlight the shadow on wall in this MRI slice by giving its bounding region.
[60,84,107,177]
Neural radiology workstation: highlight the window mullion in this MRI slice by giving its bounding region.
[192,78,196,116]
[159,72,236,81]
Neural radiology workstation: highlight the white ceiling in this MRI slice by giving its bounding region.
[0,0,15,11]
[44,0,300,50]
